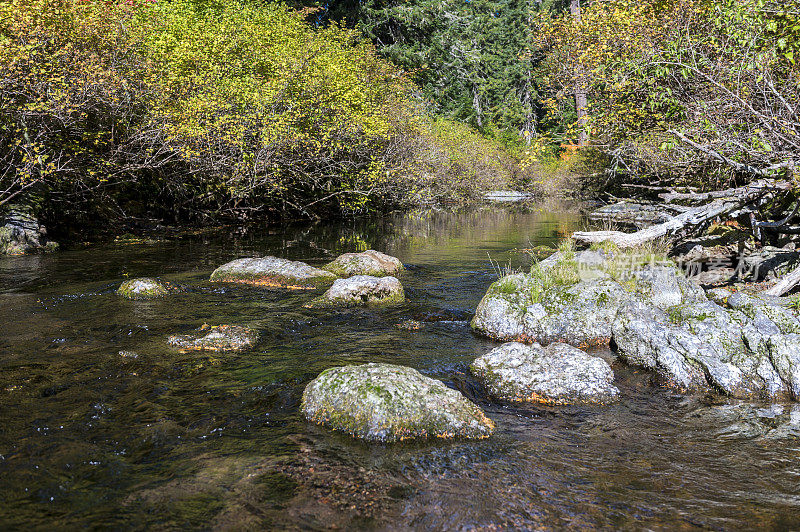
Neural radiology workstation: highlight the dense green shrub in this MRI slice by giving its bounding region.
[0,0,518,234]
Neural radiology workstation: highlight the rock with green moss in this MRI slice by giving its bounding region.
[301,363,494,442]
[323,250,403,277]
[309,275,404,307]
[167,324,258,352]
[472,274,633,346]
[210,256,338,289]
[473,248,800,402]
[0,205,58,255]
[117,277,174,300]
[471,342,619,404]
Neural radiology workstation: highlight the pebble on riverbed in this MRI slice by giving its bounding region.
[167,324,258,353]
[323,250,403,277]
[210,256,338,289]
[117,277,176,300]
[471,342,619,405]
[301,363,495,442]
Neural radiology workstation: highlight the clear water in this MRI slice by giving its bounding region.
[2,204,800,530]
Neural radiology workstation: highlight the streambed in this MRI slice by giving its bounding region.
[1,205,799,529]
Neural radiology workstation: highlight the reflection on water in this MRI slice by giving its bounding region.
[1,203,800,529]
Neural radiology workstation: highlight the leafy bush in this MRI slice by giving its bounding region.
[533,0,800,188]
[0,0,519,235]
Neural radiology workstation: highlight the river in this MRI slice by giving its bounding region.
[1,203,799,529]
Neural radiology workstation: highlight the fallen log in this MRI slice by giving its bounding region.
[765,266,800,296]
[573,179,790,248]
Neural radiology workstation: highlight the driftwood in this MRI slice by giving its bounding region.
[765,266,800,296]
[573,179,790,248]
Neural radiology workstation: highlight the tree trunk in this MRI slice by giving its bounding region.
[571,0,588,146]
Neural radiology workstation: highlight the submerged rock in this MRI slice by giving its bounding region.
[473,249,800,401]
[309,275,404,307]
[210,256,338,289]
[323,250,403,277]
[117,278,174,300]
[301,363,494,442]
[0,205,58,255]
[471,342,619,404]
[167,324,258,352]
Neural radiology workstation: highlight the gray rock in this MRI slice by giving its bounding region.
[474,248,800,401]
[484,190,535,202]
[301,363,494,442]
[0,205,58,255]
[588,201,672,226]
[472,272,634,346]
[309,275,404,307]
[117,278,174,300]
[210,256,338,289]
[470,342,619,404]
[323,250,403,277]
[167,324,258,352]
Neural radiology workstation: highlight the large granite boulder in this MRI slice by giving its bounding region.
[117,278,176,300]
[309,275,404,307]
[473,248,800,401]
[167,324,258,352]
[471,342,619,404]
[301,363,495,442]
[210,256,338,289]
[323,250,403,277]
[0,205,58,255]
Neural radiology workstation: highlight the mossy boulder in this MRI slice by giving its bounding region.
[117,278,175,300]
[308,275,404,307]
[209,256,338,289]
[301,363,495,442]
[323,250,403,277]
[471,342,619,404]
[0,205,58,255]
[167,324,258,352]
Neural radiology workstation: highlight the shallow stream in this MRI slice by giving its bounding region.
[2,204,800,529]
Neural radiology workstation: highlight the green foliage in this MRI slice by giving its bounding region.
[533,0,800,187]
[0,0,519,234]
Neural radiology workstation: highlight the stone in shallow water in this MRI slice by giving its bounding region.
[471,342,619,404]
[323,250,403,277]
[0,205,58,255]
[301,363,494,442]
[167,324,258,352]
[117,278,173,300]
[309,275,404,307]
[209,256,338,289]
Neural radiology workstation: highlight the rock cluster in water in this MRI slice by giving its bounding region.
[323,250,404,277]
[301,363,495,443]
[471,342,619,404]
[210,256,338,289]
[117,277,175,300]
[473,249,800,400]
[0,205,58,255]
[309,275,405,307]
[167,324,259,352]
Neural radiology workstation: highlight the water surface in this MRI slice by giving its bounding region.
[1,204,800,529]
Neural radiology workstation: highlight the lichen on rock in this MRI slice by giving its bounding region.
[473,246,800,402]
[0,205,58,255]
[209,256,338,289]
[471,342,619,404]
[301,363,494,442]
[308,275,404,307]
[167,324,258,352]
[117,277,174,300]
[323,250,403,277]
